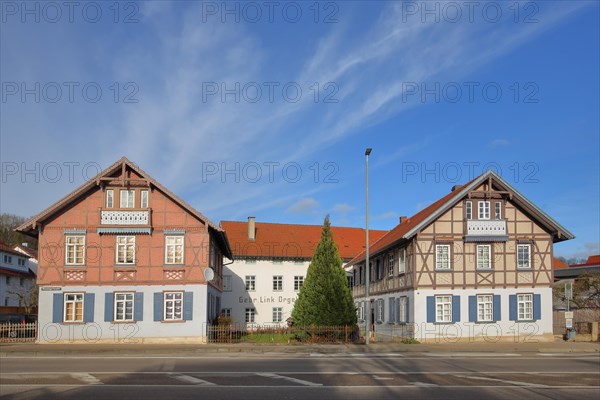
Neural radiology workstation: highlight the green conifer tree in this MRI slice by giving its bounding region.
[291,215,357,326]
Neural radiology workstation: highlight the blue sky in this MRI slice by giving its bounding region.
[1,1,598,259]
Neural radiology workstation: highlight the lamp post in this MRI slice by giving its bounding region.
[365,147,372,345]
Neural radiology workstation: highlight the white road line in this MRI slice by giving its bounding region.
[256,372,323,386]
[453,374,549,388]
[173,374,217,386]
[70,373,103,385]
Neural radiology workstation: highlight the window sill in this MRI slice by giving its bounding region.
[433,321,454,325]
[435,269,452,273]
[115,265,136,268]
[111,320,137,324]
[61,322,86,325]
[65,265,86,268]
[474,320,497,324]
[164,264,185,267]
[515,319,536,323]
[160,320,186,323]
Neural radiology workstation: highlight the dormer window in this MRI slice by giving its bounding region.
[120,190,135,208]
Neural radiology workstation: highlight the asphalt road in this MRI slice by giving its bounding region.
[1,353,599,399]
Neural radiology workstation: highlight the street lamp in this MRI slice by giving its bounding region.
[365,147,372,345]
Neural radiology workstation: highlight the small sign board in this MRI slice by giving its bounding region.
[41,287,62,291]
[566,318,573,329]
[565,282,573,300]
[565,311,574,319]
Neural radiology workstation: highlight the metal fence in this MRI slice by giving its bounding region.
[207,324,357,344]
[0,322,37,343]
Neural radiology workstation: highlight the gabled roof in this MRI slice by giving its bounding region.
[15,157,232,259]
[221,220,388,260]
[12,245,38,260]
[348,170,575,266]
[0,240,27,258]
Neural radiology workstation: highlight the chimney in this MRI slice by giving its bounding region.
[248,217,256,241]
[399,216,408,224]
[451,184,463,192]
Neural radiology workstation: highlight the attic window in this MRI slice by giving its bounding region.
[120,190,135,208]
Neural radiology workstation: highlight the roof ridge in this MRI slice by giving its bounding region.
[221,220,388,231]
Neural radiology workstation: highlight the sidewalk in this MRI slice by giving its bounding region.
[1,340,598,356]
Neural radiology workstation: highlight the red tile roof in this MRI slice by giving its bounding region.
[347,188,465,265]
[0,240,26,258]
[571,254,600,268]
[553,258,569,269]
[221,221,388,260]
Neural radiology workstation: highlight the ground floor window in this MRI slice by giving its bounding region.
[164,292,183,321]
[398,297,408,323]
[435,295,452,323]
[245,308,256,323]
[517,294,533,321]
[221,308,231,317]
[114,292,134,321]
[375,299,384,323]
[272,307,283,323]
[477,295,493,322]
[64,293,84,322]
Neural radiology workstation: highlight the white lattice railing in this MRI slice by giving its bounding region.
[467,219,506,236]
[100,210,149,225]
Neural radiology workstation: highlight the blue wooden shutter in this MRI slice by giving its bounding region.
[380,299,385,323]
[405,297,410,323]
[426,296,435,323]
[52,293,63,323]
[493,295,501,321]
[468,296,477,322]
[509,295,517,321]
[396,298,401,323]
[153,292,163,321]
[452,296,460,322]
[83,293,95,322]
[389,298,394,322]
[183,292,194,321]
[134,292,144,321]
[104,292,114,322]
[533,294,541,321]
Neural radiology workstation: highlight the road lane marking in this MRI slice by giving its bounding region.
[454,374,548,388]
[256,372,322,386]
[173,374,217,386]
[70,373,102,385]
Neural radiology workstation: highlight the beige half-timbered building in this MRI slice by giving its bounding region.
[347,170,574,342]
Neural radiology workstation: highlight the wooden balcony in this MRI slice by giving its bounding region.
[99,209,151,226]
[465,219,507,241]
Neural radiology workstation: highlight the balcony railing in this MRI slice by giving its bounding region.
[467,219,506,236]
[100,209,150,225]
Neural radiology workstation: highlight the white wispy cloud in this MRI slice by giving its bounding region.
[286,197,320,215]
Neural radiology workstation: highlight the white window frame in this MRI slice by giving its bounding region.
[223,275,232,292]
[114,292,134,322]
[140,190,149,208]
[399,296,408,323]
[63,293,84,322]
[245,276,256,291]
[398,248,406,274]
[465,201,472,220]
[106,189,114,208]
[272,307,283,323]
[65,235,85,265]
[476,245,492,270]
[435,295,452,323]
[245,308,256,323]
[356,303,362,321]
[116,236,135,264]
[435,244,451,270]
[294,276,304,291]
[477,294,493,322]
[221,308,231,317]
[165,236,184,264]
[273,276,283,291]
[495,202,502,220]
[517,293,533,321]
[164,291,183,321]
[120,189,135,208]
[478,201,490,220]
[387,252,395,277]
[517,244,531,269]
[18,258,26,266]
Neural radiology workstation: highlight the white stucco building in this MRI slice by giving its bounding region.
[0,240,37,313]
[220,218,387,327]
